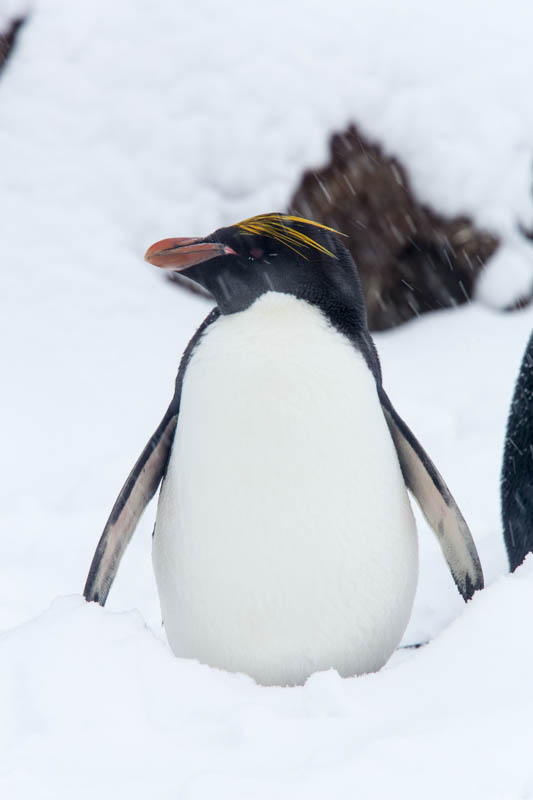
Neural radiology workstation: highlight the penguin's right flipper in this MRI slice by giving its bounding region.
[83,408,178,605]
[83,307,220,606]
[379,389,484,601]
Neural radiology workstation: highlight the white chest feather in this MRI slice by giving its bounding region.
[153,293,418,686]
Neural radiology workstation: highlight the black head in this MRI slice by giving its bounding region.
[145,213,370,330]
[145,213,381,378]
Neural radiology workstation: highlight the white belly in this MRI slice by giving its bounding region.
[153,292,418,686]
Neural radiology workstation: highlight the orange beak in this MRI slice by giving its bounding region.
[144,237,235,271]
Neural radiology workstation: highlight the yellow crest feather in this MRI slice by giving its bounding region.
[235,214,346,259]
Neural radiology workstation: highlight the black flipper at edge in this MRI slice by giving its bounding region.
[501,330,533,571]
[83,307,220,606]
[379,388,484,601]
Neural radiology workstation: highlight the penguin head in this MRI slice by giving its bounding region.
[144,213,366,318]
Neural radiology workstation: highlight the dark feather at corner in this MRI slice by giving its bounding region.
[501,329,533,571]
[0,17,25,73]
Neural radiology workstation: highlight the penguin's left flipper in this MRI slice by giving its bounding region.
[379,389,484,601]
[83,408,178,606]
[83,307,221,606]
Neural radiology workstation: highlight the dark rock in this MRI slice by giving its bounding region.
[289,125,499,331]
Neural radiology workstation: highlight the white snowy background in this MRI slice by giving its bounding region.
[2,0,533,797]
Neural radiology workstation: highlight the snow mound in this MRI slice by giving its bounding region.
[2,563,533,799]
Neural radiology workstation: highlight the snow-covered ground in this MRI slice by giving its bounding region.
[2,1,533,797]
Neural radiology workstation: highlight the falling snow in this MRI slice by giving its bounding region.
[2,0,533,797]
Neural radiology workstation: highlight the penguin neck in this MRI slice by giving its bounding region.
[183,250,381,380]
[202,256,368,327]
[216,286,382,386]
[209,270,381,385]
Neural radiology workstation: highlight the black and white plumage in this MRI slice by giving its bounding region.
[501,330,533,571]
[84,214,483,686]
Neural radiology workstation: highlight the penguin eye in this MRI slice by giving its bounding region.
[249,247,264,260]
